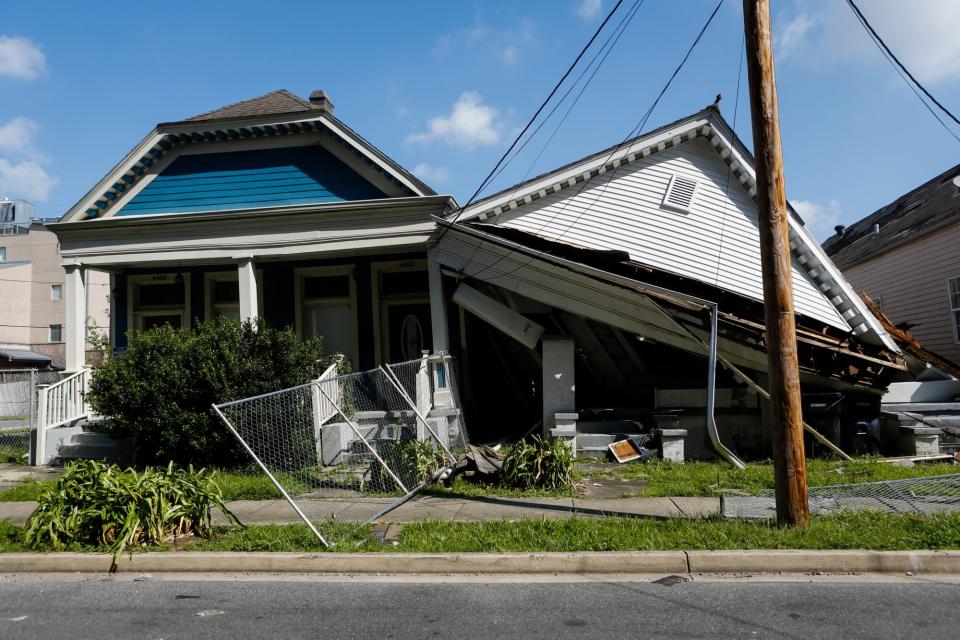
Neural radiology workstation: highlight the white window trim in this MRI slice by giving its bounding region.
[127,273,191,332]
[948,277,960,345]
[294,264,359,368]
[371,259,430,364]
[660,173,699,213]
[49,324,62,343]
[204,270,263,321]
[50,284,63,301]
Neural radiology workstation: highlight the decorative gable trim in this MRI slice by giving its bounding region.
[62,114,434,223]
[453,108,898,354]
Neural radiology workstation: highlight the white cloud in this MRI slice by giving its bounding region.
[412,162,450,184]
[791,199,843,242]
[575,0,603,22]
[0,117,56,201]
[776,13,817,60]
[778,0,960,84]
[406,92,504,147]
[501,45,518,65]
[434,17,537,66]
[0,117,41,157]
[0,36,46,79]
[0,159,56,201]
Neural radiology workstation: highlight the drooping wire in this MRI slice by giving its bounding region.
[434,0,627,244]
[462,0,725,283]
[712,31,745,289]
[846,0,960,143]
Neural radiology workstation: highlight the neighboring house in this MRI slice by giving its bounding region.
[50,93,905,457]
[0,201,110,369]
[822,164,960,366]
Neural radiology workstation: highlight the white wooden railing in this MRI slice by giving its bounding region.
[35,368,93,465]
[311,363,343,435]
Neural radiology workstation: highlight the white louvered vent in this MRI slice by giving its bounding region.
[661,174,698,212]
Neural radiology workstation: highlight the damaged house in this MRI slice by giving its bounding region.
[46,91,910,463]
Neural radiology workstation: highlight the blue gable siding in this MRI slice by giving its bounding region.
[116,145,386,216]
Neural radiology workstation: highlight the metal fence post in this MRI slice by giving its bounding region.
[34,385,49,467]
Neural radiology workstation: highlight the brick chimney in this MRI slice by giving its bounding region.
[308,90,334,114]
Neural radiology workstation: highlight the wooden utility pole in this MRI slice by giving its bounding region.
[742,0,809,527]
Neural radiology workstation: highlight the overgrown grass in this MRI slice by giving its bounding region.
[592,458,960,497]
[3,511,956,553]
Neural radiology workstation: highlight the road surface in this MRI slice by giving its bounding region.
[0,574,955,639]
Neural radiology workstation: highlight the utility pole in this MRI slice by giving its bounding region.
[742,0,809,526]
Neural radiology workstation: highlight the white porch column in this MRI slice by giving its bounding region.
[64,262,87,372]
[237,256,259,324]
[427,247,450,354]
[542,336,575,436]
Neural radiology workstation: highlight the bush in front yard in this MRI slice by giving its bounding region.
[88,317,337,467]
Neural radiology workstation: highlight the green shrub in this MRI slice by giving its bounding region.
[23,460,239,571]
[500,435,574,490]
[89,317,338,467]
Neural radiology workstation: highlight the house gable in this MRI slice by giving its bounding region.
[60,90,435,223]
[116,144,386,217]
[452,107,898,352]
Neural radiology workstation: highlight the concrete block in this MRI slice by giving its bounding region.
[898,425,941,456]
[656,428,687,462]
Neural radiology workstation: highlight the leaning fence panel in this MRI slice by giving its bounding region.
[213,355,467,546]
[722,473,960,519]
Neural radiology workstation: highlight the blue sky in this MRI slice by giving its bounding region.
[1,0,958,240]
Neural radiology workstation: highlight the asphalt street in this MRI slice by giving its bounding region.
[0,575,956,639]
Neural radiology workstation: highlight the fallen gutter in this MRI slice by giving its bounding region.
[707,304,747,469]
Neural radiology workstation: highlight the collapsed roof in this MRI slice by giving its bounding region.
[435,106,904,392]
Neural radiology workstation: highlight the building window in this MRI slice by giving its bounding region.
[0,247,5,262]
[129,274,189,331]
[296,267,356,365]
[49,324,62,343]
[949,277,960,344]
[51,284,62,300]
[204,271,262,321]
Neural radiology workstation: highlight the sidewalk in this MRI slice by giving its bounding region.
[0,495,720,526]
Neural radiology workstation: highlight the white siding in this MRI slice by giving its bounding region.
[843,220,960,363]
[494,138,848,330]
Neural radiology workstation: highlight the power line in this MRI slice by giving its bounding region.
[455,0,647,274]
[436,0,628,242]
[846,0,960,141]
[464,0,725,282]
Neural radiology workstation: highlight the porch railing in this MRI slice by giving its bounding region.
[35,368,93,465]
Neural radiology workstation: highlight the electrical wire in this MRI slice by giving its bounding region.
[435,0,628,242]
[712,32,745,288]
[462,0,725,282]
[454,0,647,274]
[846,0,960,142]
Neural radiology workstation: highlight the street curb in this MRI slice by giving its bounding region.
[0,550,957,574]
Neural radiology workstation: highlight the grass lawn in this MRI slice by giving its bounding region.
[2,511,958,554]
[0,457,955,502]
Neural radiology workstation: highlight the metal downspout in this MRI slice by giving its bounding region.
[707,303,747,469]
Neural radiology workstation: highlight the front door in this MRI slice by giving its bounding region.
[384,302,432,362]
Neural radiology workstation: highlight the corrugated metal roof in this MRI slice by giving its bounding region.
[0,349,53,364]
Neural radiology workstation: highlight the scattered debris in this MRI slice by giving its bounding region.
[653,574,692,586]
[195,610,226,617]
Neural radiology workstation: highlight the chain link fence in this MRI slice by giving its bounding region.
[722,473,960,519]
[213,354,468,546]
[0,369,62,462]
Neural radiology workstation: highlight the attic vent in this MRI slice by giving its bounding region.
[662,174,698,212]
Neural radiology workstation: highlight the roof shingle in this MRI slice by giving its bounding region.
[178,89,321,124]
[823,163,960,269]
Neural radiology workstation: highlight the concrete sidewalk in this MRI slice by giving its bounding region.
[0,495,720,526]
